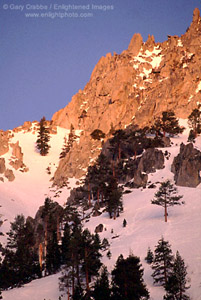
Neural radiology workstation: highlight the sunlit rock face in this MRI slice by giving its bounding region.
[51,8,201,183]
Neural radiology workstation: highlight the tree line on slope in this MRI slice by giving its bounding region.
[0,201,150,300]
[35,108,201,157]
[0,181,190,300]
[0,204,191,300]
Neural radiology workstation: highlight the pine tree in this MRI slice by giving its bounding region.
[145,247,154,264]
[151,180,184,222]
[41,198,63,275]
[152,237,174,287]
[46,230,61,274]
[0,215,40,289]
[90,129,105,140]
[72,284,84,300]
[92,266,111,300]
[188,108,201,137]
[123,219,127,227]
[109,129,127,160]
[60,124,77,159]
[61,222,71,264]
[105,177,123,219]
[81,229,102,293]
[111,254,149,300]
[165,251,190,300]
[36,116,51,156]
[151,117,163,138]
[85,154,113,207]
[59,211,83,298]
[59,268,72,300]
[159,111,184,137]
[187,129,196,143]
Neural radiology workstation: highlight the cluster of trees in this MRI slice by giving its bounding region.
[145,237,190,299]
[67,110,186,222]
[85,156,123,219]
[59,205,106,299]
[0,215,41,289]
[60,253,149,300]
[0,200,109,295]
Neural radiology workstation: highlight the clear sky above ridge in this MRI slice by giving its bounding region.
[0,0,200,131]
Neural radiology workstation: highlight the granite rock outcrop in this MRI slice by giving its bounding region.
[51,8,201,183]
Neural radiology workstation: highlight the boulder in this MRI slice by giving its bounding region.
[161,137,171,147]
[171,143,201,187]
[4,169,15,182]
[138,148,164,174]
[10,141,23,161]
[133,170,148,188]
[95,224,104,233]
[9,141,28,172]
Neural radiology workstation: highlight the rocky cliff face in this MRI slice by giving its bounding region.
[52,8,201,184]
[171,143,201,187]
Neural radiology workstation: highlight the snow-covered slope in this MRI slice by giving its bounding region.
[1,121,201,300]
[0,125,79,237]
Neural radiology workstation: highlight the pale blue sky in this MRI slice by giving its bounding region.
[0,0,200,130]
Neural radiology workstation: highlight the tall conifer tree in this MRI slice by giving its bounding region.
[36,116,51,156]
[111,254,149,300]
[188,108,201,137]
[152,237,174,287]
[93,266,111,300]
[165,251,190,299]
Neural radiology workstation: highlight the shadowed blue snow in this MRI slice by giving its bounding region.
[0,0,200,130]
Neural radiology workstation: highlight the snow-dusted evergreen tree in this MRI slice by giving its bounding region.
[152,237,174,287]
[36,116,51,156]
[60,124,77,159]
[165,251,190,300]
[151,180,184,222]
[188,108,201,138]
[145,247,154,264]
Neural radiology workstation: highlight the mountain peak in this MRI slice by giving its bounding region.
[127,33,143,56]
[51,8,201,182]
[193,7,200,23]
